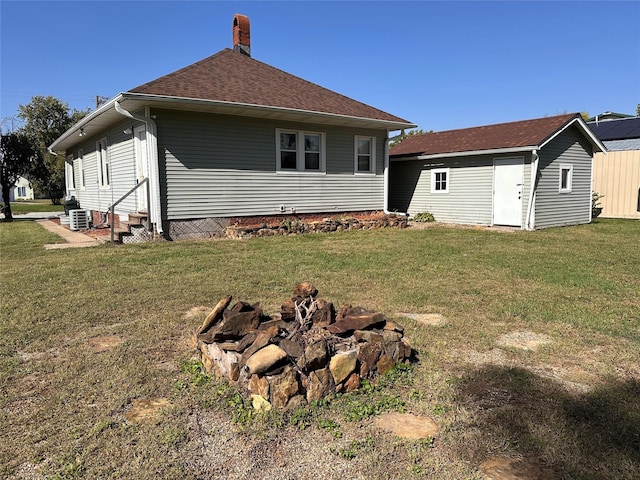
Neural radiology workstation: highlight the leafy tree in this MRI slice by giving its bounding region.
[389,128,430,147]
[0,132,35,221]
[636,104,639,116]
[17,96,88,203]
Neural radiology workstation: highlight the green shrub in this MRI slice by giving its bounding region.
[413,212,436,223]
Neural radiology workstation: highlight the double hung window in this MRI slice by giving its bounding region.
[277,129,325,172]
[355,136,376,174]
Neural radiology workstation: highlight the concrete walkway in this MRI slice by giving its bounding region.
[36,219,101,249]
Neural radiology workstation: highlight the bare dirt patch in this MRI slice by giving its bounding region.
[496,331,552,351]
[88,335,124,352]
[401,312,448,326]
[479,456,555,480]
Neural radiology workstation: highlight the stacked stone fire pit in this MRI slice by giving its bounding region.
[193,283,412,409]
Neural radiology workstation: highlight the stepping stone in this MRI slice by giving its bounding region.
[125,398,170,423]
[374,412,438,439]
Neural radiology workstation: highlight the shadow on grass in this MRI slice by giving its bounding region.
[455,365,640,479]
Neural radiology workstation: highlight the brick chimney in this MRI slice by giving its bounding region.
[233,14,251,57]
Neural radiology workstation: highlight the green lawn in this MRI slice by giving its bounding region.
[1,219,638,479]
[3,200,64,214]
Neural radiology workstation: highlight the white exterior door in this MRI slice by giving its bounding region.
[134,125,149,212]
[493,157,524,226]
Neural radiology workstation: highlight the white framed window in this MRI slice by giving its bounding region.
[559,164,573,193]
[96,138,110,188]
[276,129,325,173]
[78,149,85,189]
[431,168,449,193]
[354,136,376,174]
[65,154,75,192]
[17,186,26,197]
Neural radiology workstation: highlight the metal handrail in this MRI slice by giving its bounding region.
[107,178,150,243]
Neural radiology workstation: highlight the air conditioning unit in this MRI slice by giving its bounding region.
[69,209,89,231]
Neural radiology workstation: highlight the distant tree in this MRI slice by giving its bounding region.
[636,104,639,116]
[389,128,430,147]
[0,132,35,221]
[580,112,590,121]
[17,96,88,204]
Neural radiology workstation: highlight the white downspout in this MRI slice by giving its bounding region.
[114,101,164,236]
[525,149,539,230]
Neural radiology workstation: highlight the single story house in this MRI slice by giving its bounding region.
[389,113,606,230]
[588,116,640,219]
[49,14,415,240]
[9,176,34,202]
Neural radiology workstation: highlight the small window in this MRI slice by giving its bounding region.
[78,149,85,189]
[431,168,449,193]
[355,136,376,173]
[17,186,26,197]
[559,164,573,193]
[96,138,109,188]
[276,129,325,172]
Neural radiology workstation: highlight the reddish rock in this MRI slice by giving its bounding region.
[353,330,384,343]
[249,374,269,398]
[358,342,383,377]
[311,298,334,326]
[269,366,299,408]
[293,282,318,298]
[306,368,334,403]
[376,353,395,375]
[326,312,385,335]
[344,372,361,392]
[198,296,233,335]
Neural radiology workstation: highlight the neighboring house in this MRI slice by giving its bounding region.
[389,113,605,230]
[588,116,640,219]
[9,176,34,202]
[49,15,415,240]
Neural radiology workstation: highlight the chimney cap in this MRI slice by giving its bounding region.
[233,13,251,57]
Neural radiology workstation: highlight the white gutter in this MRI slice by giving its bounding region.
[525,149,539,230]
[114,101,164,236]
[408,145,538,162]
[122,92,417,131]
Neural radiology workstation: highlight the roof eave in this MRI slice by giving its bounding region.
[49,92,415,152]
[539,116,607,153]
[122,92,416,130]
[391,145,538,161]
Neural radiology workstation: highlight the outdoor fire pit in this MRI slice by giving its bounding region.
[192,283,413,409]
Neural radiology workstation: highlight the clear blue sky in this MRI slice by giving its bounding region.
[1,1,639,133]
